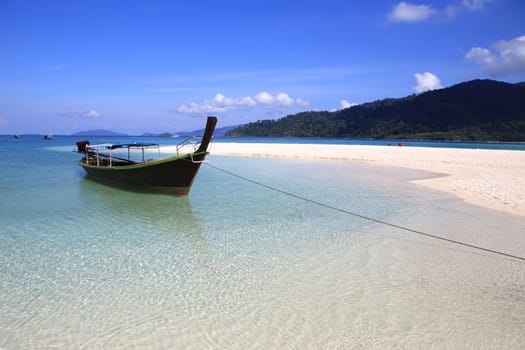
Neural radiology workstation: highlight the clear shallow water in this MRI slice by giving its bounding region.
[1,136,524,349]
[12,134,525,150]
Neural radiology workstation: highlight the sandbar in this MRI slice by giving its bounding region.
[165,142,525,217]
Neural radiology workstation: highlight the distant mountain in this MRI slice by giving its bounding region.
[227,79,525,141]
[71,129,128,136]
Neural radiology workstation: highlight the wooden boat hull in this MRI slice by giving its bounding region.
[80,152,207,194]
[78,116,217,195]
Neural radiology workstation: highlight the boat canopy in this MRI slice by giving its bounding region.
[87,142,159,150]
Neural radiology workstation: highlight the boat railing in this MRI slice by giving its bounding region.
[176,137,201,156]
[176,136,214,163]
[79,134,212,167]
[84,143,160,167]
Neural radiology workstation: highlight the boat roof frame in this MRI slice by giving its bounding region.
[86,142,160,151]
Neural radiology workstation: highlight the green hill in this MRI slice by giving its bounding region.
[226,79,525,141]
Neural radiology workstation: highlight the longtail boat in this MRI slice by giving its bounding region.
[76,116,217,194]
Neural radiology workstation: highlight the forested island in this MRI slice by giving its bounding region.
[226,79,525,141]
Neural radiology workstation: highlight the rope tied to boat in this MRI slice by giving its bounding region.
[205,162,525,263]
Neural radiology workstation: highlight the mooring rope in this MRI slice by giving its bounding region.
[205,162,525,262]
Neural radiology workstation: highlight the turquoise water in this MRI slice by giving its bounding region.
[15,134,525,150]
[1,136,525,349]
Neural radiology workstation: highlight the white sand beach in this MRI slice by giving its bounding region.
[198,143,525,217]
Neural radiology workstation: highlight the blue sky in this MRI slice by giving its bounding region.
[1,0,524,134]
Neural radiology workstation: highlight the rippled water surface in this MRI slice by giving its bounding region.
[1,136,524,349]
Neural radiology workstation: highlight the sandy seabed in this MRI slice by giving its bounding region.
[196,143,525,217]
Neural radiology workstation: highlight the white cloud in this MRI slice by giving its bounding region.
[84,110,101,118]
[275,93,294,107]
[466,47,496,65]
[340,100,358,109]
[214,93,256,108]
[177,93,256,114]
[331,99,358,112]
[389,0,493,22]
[296,98,310,107]
[413,72,443,93]
[388,2,436,22]
[462,0,493,11]
[466,35,525,76]
[445,0,494,19]
[254,91,275,105]
[177,102,205,114]
[177,92,310,115]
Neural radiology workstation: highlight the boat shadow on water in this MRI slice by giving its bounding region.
[77,176,217,272]
[77,175,201,225]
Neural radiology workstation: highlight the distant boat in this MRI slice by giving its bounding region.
[14,134,20,139]
[43,134,53,140]
[75,116,217,195]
